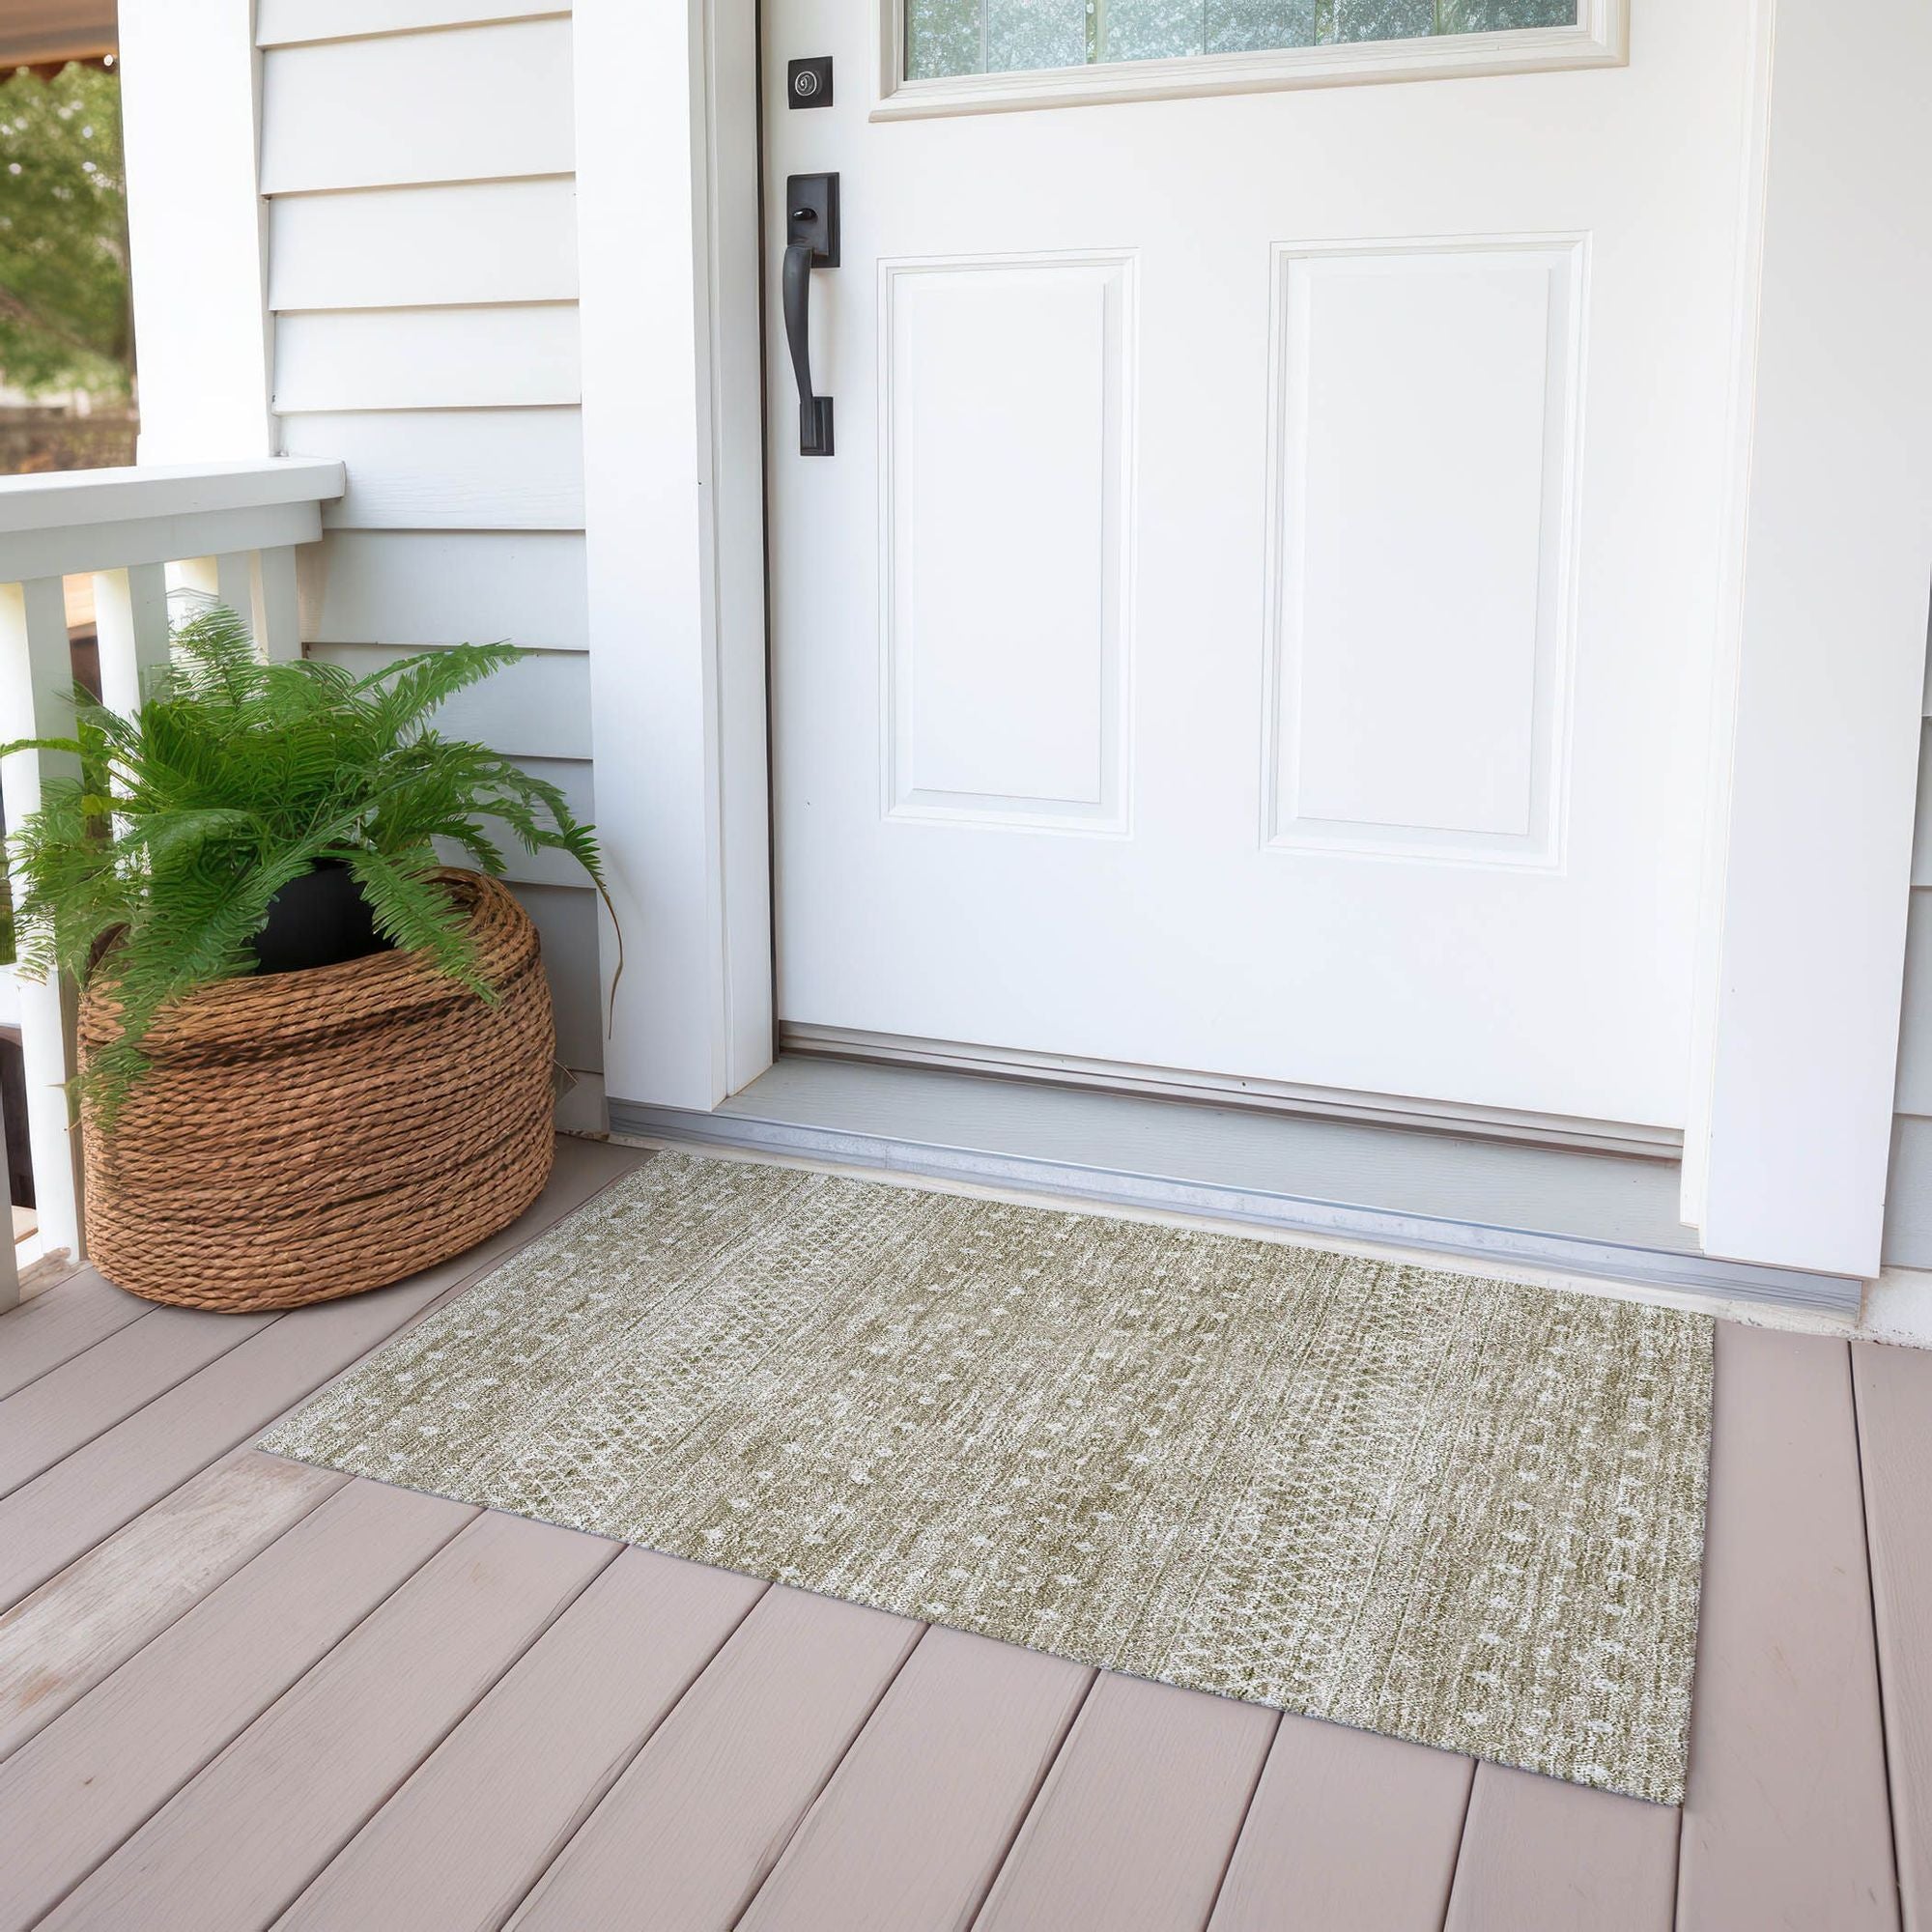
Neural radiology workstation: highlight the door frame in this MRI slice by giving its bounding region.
[576,0,1932,1278]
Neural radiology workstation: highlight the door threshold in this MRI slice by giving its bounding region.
[608,1057,1860,1315]
[781,1025,1684,1160]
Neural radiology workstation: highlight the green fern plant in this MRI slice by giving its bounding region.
[1,604,611,1122]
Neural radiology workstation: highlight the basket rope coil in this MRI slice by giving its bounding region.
[79,870,556,1311]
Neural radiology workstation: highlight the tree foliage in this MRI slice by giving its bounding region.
[2,608,610,1120]
[0,63,131,398]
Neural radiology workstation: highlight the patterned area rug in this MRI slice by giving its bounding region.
[262,1150,1712,1803]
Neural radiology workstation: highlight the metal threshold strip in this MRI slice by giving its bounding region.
[608,1057,1861,1316]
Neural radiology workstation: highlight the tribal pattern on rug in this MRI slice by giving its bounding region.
[262,1150,1712,1803]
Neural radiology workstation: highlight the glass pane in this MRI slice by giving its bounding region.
[908,0,1577,79]
[1105,0,1208,64]
[907,0,986,77]
[986,0,1090,74]
[1208,0,1318,56]
[1330,0,1434,42]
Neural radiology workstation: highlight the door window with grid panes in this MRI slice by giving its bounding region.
[907,0,1577,80]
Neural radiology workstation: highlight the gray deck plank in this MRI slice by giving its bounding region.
[737,1623,1094,1932]
[1444,1764,1679,1931]
[0,1302,276,1497]
[971,1670,1277,1932]
[1208,1717,1473,1932]
[0,1269,150,1401]
[1854,1338,1932,1928]
[279,1546,765,1932]
[508,1585,923,1931]
[0,1135,639,1611]
[41,1510,617,1932]
[0,1151,1920,1932]
[1676,1324,1898,1931]
[0,1281,460,1610]
[0,1451,347,1761]
[0,1481,470,1932]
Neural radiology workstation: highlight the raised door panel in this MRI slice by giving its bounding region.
[882,255,1134,832]
[1266,238,1583,867]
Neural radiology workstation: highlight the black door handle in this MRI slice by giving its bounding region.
[783,241,831,456]
[784,174,838,457]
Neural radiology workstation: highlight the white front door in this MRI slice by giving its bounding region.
[764,2,1756,1135]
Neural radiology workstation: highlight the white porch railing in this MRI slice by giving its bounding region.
[0,457,346,1298]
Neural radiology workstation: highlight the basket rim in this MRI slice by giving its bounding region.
[79,867,535,1054]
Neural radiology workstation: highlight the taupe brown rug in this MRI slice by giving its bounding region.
[262,1150,1712,1803]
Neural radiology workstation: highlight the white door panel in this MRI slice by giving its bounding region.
[767,2,1752,1129]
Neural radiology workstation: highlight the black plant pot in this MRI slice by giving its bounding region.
[250,861,393,977]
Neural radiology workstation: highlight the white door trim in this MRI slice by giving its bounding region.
[1682,0,1932,1276]
[573,0,773,1113]
[587,0,1932,1277]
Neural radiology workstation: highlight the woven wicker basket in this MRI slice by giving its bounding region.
[79,869,556,1312]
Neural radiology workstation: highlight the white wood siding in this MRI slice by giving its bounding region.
[302,532,587,649]
[268,182,580,312]
[274,307,581,412]
[304,645,591,762]
[257,0,567,45]
[515,882,605,1071]
[259,20,574,194]
[281,411,583,530]
[260,7,603,1107]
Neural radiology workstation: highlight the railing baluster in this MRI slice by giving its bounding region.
[0,577,86,1262]
[212,551,256,632]
[0,1100,18,1312]
[250,545,302,663]
[180,550,301,663]
[91,562,172,718]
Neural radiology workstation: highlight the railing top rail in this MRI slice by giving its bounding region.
[0,458,346,538]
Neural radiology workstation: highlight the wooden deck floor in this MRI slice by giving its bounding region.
[0,1136,1926,1931]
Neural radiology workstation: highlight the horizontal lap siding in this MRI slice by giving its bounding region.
[282,410,584,529]
[274,307,582,412]
[302,645,591,761]
[259,20,574,194]
[260,8,604,1108]
[268,182,580,312]
[257,0,568,45]
[302,532,588,649]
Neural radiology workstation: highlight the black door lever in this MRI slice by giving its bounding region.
[783,173,838,456]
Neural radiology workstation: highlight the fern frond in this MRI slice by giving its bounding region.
[5,605,608,1119]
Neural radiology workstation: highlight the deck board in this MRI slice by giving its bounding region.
[0,1141,1919,1931]
[0,1269,150,1401]
[279,1546,765,1932]
[0,1451,347,1760]
[0,1481,469,1932]
[1445,1763,1678,1930]
[0,1280,464,1609]
[1208,1716,1473,1932]
[1853,1338,1932,1928]
[737,1624,1094,1932]
[0,1301,276,1498]
[507,1585,922,1930]
[1675,1323,1898,1931]
[41,1511,617,1932]
[0,1136,639,1611]
[972,1671,1277,1932]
